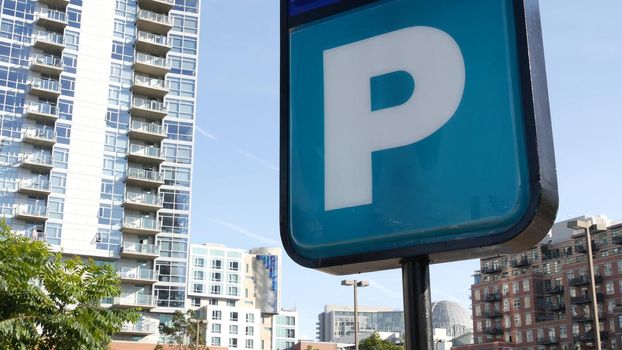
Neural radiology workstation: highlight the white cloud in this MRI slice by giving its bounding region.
[209,219,280,246]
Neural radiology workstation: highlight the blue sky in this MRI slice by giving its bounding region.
[192,0,622,340]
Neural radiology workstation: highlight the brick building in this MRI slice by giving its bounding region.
[456,216,622,350]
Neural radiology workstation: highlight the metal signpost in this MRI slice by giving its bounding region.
[280,1,558,349]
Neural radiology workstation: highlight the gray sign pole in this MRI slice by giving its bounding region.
[402,256,433,350]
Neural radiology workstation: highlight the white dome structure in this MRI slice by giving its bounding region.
[431,300,472,338]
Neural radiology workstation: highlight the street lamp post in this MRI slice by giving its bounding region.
[342,280,369,350]
[568,219,606,350]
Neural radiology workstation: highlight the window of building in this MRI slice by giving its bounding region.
[515,330,522,344]
[525,313,532,325]
[474,289,480,301]
[246,326,254,336]
[163,143,192,164]
[192,283,203,294]
[503,299,510,312]
[606,281,615,295]
[209,299,218,305]
[524,296,531,308]
[155,285,185,308]
[526,330,533,343]
[230,261,240,271]
[158,236,188,258]
[210,285,221,295]
[44,223,62,245]
[212,323,221,333]
[191,297,200,307]
[514,314,521,327]
[512,282,519,294]
[246,313,255,323]
[560,326,567,339]
[230,325,238,335]
[230,312,238,322]
[212,311,221,321]
[156,261,187,283]
[194,257,205,267]
[245,340,254,349]
[193,270,204,280]
[513,298,521,310]
[212,259,223,269]
[228,273,239,284]
[228,286,239,297]
[604,263,613,276]
[229,338,238,348]
[211,337,221,346]
[502,283,509,295]
[211,272,222,282]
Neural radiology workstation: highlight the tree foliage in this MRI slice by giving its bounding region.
[359,332,403,350]
[0,221,139,350]
[158,310,209,350]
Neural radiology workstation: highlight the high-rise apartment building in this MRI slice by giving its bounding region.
[188,244,298,350]
[0,0,199,345]
[456,215,622,350]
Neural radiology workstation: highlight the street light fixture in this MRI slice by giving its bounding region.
[568,219,606,350]
[341,279,369,350]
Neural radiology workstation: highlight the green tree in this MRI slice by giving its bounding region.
[158,310,209,350]
[0,221,139,350]
[359,332,403,350]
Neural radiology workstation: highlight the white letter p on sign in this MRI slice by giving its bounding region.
[323,26,465,211]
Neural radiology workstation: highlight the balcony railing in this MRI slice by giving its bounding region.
[482,327,503,335]
[119,322,156,334]
[482,310,502,318]
[120,242,160,257]
[135,52,169,73]
[31,53,63,73]
[21,151,53,169]
[133,74,168,97]
[122,217,160,233]
[126,168,164,184]
[18,178,51,194]
[130,120,166,138]
[613,236,622,245]
[30,77,61,97]
[125,192,162,207]
[481,265,502,274]
[568,275,603,286]
[542,302,565,312]
[482,292,502,302]
[570,293,604,305]
[36,8,68,29]
[113,293,157,309]
[510,257,531,268]
[131,97,168,119]
[15,204,48,220]
[32,30,65,51]
[137,30,170,49]
[544,284,564,294]
[23,128,56,146]
[128,144,164,162]
[117,267,156,282]
[537,337,559,345]
[25,102,59,121]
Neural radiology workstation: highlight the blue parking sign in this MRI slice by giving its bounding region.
[280,0,558,274]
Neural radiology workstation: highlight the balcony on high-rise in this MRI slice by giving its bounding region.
[35,8,68,30]
[22,127,56,147]
[134,52,170,76]
[29,77,61,99]
[133,74,168,98]
[20,151,53,171]
[30,53,63,76]
[118,322,157,335]
[32,30,65,52]
[138,0,175,13]
[120,242,160,259]
[128,144,165,164]
[15,204,48,222]
[136,9,172,35]
[112,293,157,310]
[136,31,171,56]
[122,216,160,235]
[117,267,157,285]
[129,120,167,142]
[123,192,163,211]
[17,178,51,196]
[125,168,164,188]
[131,96,168,119]
[24,102,59,123]
[38,0,69,9]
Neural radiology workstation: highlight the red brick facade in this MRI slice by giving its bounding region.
[455,222,622,350]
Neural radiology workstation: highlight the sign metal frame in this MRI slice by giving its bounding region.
[280,0,558,275]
